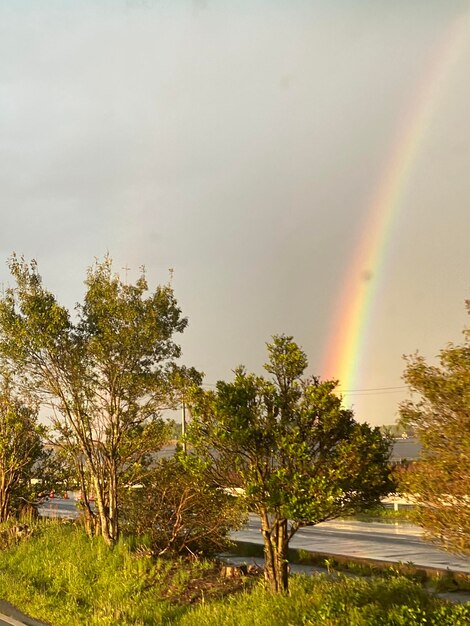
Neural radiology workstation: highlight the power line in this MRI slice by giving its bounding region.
[339,385,408,396]
[337,385,406,392]
[340,389,407,397]
[199,381,408,396]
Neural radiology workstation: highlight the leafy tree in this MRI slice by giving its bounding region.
[188,335,394,593]
[0,255,189,544]
[121,456,245,557]
[0,376,43,522]
[400,300,470,555]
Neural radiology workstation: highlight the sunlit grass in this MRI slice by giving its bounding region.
[343,505,417,523]
[0,522,187,624]
[180,575,470,626]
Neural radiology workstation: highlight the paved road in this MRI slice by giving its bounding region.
[0,616,41,626]
[0,617,21,626]
[38,496,79,519]
[232,514,470,573]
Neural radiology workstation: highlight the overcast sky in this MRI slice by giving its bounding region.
[1,1,469,425]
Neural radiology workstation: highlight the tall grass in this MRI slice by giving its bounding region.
[0,522,467,625]
[180,576,470,626]
[0,522,186,625]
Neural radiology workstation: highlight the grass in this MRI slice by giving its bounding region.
[0,521,468,625]
[0,521,254,625]
[343,505,417,523]
[180,576,470,626]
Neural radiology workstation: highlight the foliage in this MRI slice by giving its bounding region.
[121,456,245,557]
[188,335,394,592]
[400,299,470,555]
[0,254,190,544]
[167,418,183,440]
[0,525,467,626]
[0,376,44,522]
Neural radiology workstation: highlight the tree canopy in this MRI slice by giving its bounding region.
[0,255,190,543]
[189,335,394,592]
[0,375,43,522]
[400,299,470,555]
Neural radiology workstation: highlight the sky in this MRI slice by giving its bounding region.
[1,1,469,426]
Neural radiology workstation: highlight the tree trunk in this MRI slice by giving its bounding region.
[0,489,10,523]
[76,462,98,537]
[92,475,112,545]
[92,468,119,545]
[261,511,278,592]
[260,511,290,593]
[275,518,289,593]
[107,459,119,543]
[0,472,12,523]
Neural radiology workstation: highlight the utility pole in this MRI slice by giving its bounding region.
[181,395,187,453]
[122,264,130,284]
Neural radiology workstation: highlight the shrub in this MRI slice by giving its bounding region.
[121,457,246,557]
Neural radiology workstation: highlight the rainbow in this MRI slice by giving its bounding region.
[321,12,469,397]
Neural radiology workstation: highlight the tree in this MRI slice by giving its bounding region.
[0,255,189,544]
[400,300,470,555]
[188,335,394,593]
[0,376,43,522]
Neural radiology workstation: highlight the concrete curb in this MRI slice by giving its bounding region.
[0,601,49,626]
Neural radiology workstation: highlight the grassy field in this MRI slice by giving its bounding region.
[0,521,468,625]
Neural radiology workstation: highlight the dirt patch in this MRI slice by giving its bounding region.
[161,560,261,605]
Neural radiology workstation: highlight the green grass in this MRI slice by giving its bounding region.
[181,576,470,626]
[343,505,417,523]
[0,522,468,626]
[0,522,197,624]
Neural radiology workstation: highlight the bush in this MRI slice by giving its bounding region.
[121,457,246,557]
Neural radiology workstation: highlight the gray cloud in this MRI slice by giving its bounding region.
[1,1,469,423]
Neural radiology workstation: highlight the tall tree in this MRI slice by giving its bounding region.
[0,255,189,544]
[0,377,43,522]
[189,335,394,593]
[400,299,470,555]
